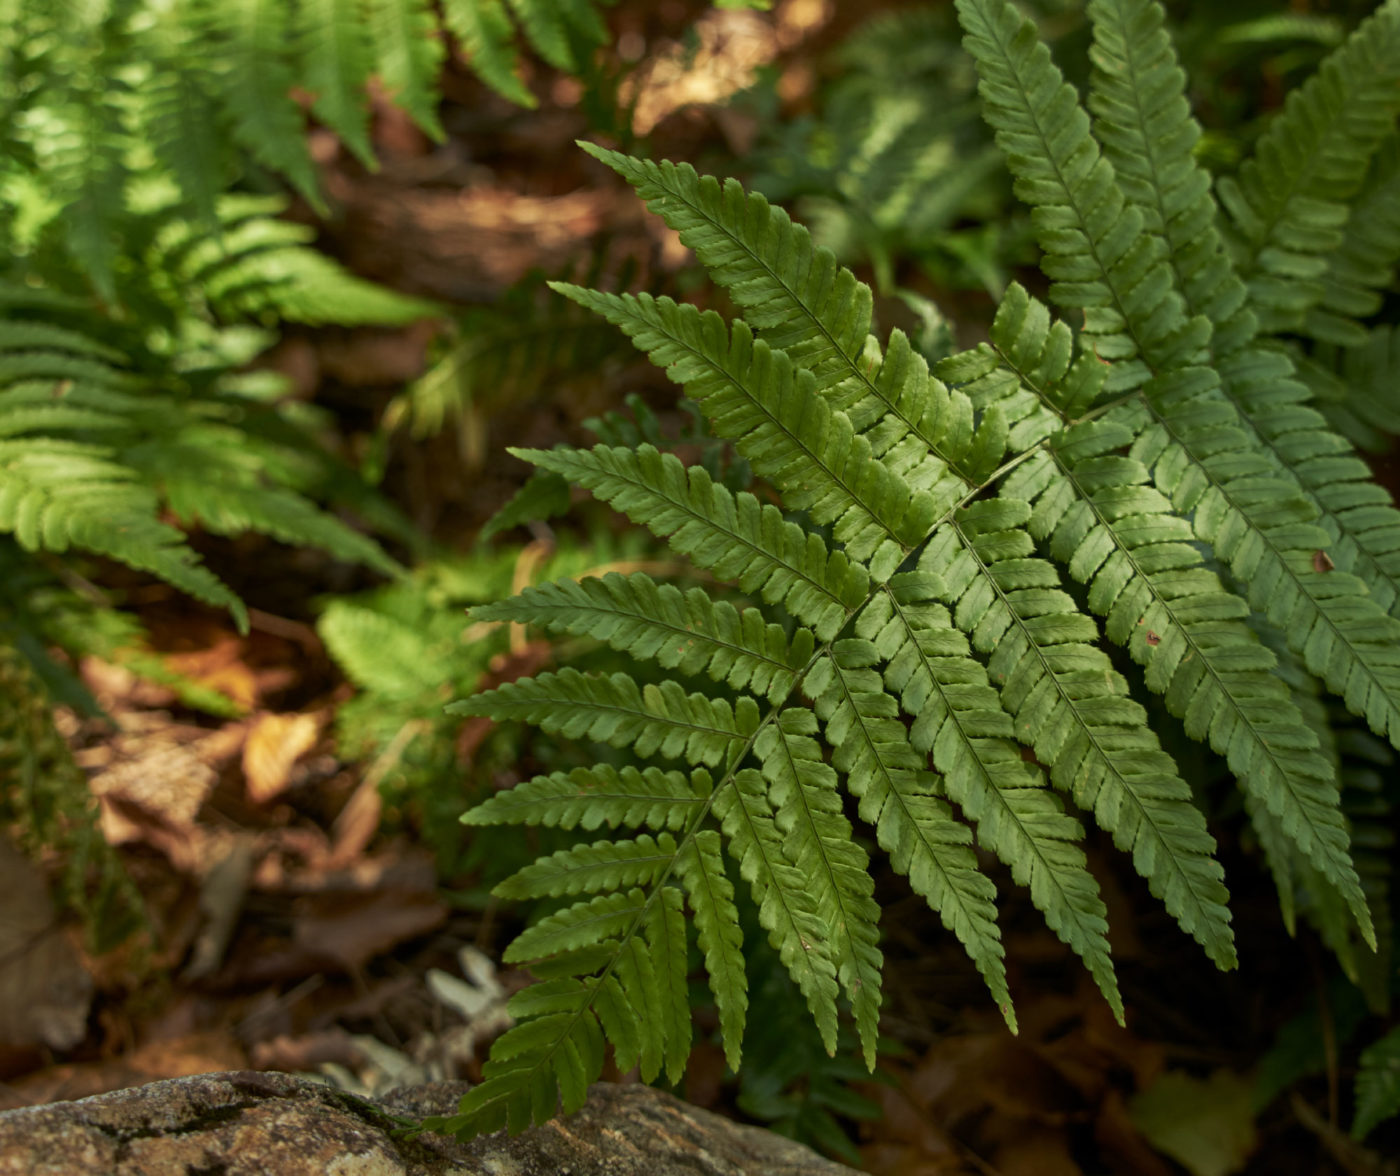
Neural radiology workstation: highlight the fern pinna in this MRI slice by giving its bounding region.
[431,0,1400,1139]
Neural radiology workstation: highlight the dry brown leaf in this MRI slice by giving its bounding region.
[990,1126,1081,1176]
[249,1029,358,1072]
[0,839,92,1052]
[291,888,447,973]
[243,712,321,804]
[89,718,247,872]
[164,634,264,710]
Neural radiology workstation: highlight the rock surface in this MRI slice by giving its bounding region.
[0,1070,859,1176]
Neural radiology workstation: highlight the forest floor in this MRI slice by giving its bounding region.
[2,3,1396,1174]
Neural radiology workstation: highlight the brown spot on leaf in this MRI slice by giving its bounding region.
[1145,631,1161,646]
[1313,550,1335,572]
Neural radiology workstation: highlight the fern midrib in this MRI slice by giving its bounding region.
[656,174,979,486]
[948,515,1223,944]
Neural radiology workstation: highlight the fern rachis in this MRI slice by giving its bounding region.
[430,0,1399,1141]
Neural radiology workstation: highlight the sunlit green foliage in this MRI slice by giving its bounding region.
[430,0,1400,1142]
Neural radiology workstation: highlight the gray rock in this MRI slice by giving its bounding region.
[0,1070,859,1175]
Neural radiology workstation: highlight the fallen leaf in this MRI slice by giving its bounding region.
[1129,1068,1257,1176]
[0,839,92,1051]
[243,712,321,804]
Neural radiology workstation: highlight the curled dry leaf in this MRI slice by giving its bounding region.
[243,712,322,805]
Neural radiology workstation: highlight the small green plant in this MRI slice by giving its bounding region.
[426,0,1400,1141]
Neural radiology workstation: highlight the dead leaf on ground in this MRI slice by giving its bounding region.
[243,712,323,804]
[88,717,246,873]
[227,850,446,984]
[249,1028,358,1072]
[0,839,92,1052]
[1129,1068,1257,1176]
[866,983,1169,1174]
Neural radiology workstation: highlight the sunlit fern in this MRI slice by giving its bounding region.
[0,185,436,634]
[0,0,633,296]
[423,0,1400,1139]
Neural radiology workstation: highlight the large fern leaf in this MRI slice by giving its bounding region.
[433,1,1400,1141]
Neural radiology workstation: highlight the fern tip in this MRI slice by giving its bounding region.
[1000,1002,1019,1036]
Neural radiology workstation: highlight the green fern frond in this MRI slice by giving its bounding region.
[138,445,400,575]
[368,0,445,141]
[1085,0,1253,356]
[439,1,1400,1138]
[45,89,129,301]
[144,196,439,326]
[472,573,811,703]
[676,830,748,1071]
[0,438,243,623]
[1215,0,1400,335]
[463,765,710,832]
[318,598,444,698]
[1003,414,1371,942]
[516,443,869,640]
[440,0,536,107]
[505,0,606,74]
[450,667,757,768]
[577,144,1001,493]
[140,10,227,230]
[755,707,883,1064]
[299,0,375,169]
[1086,0,1400,636]
[552,286,926,569]
[956,0,1208,387]
[1296,327,1400,455]
[876,564,1122,1017]
[804,632,1013,1027]
[200,0,321,207]
[1352,1024,1400,1141]
[504,889,648,963]
[713,766,842,1053]
[1303,133,1400,348]
[495,832,678,899]
[936,283,1093,441]
[959,0,1400,771]
[933,501,1235,967]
